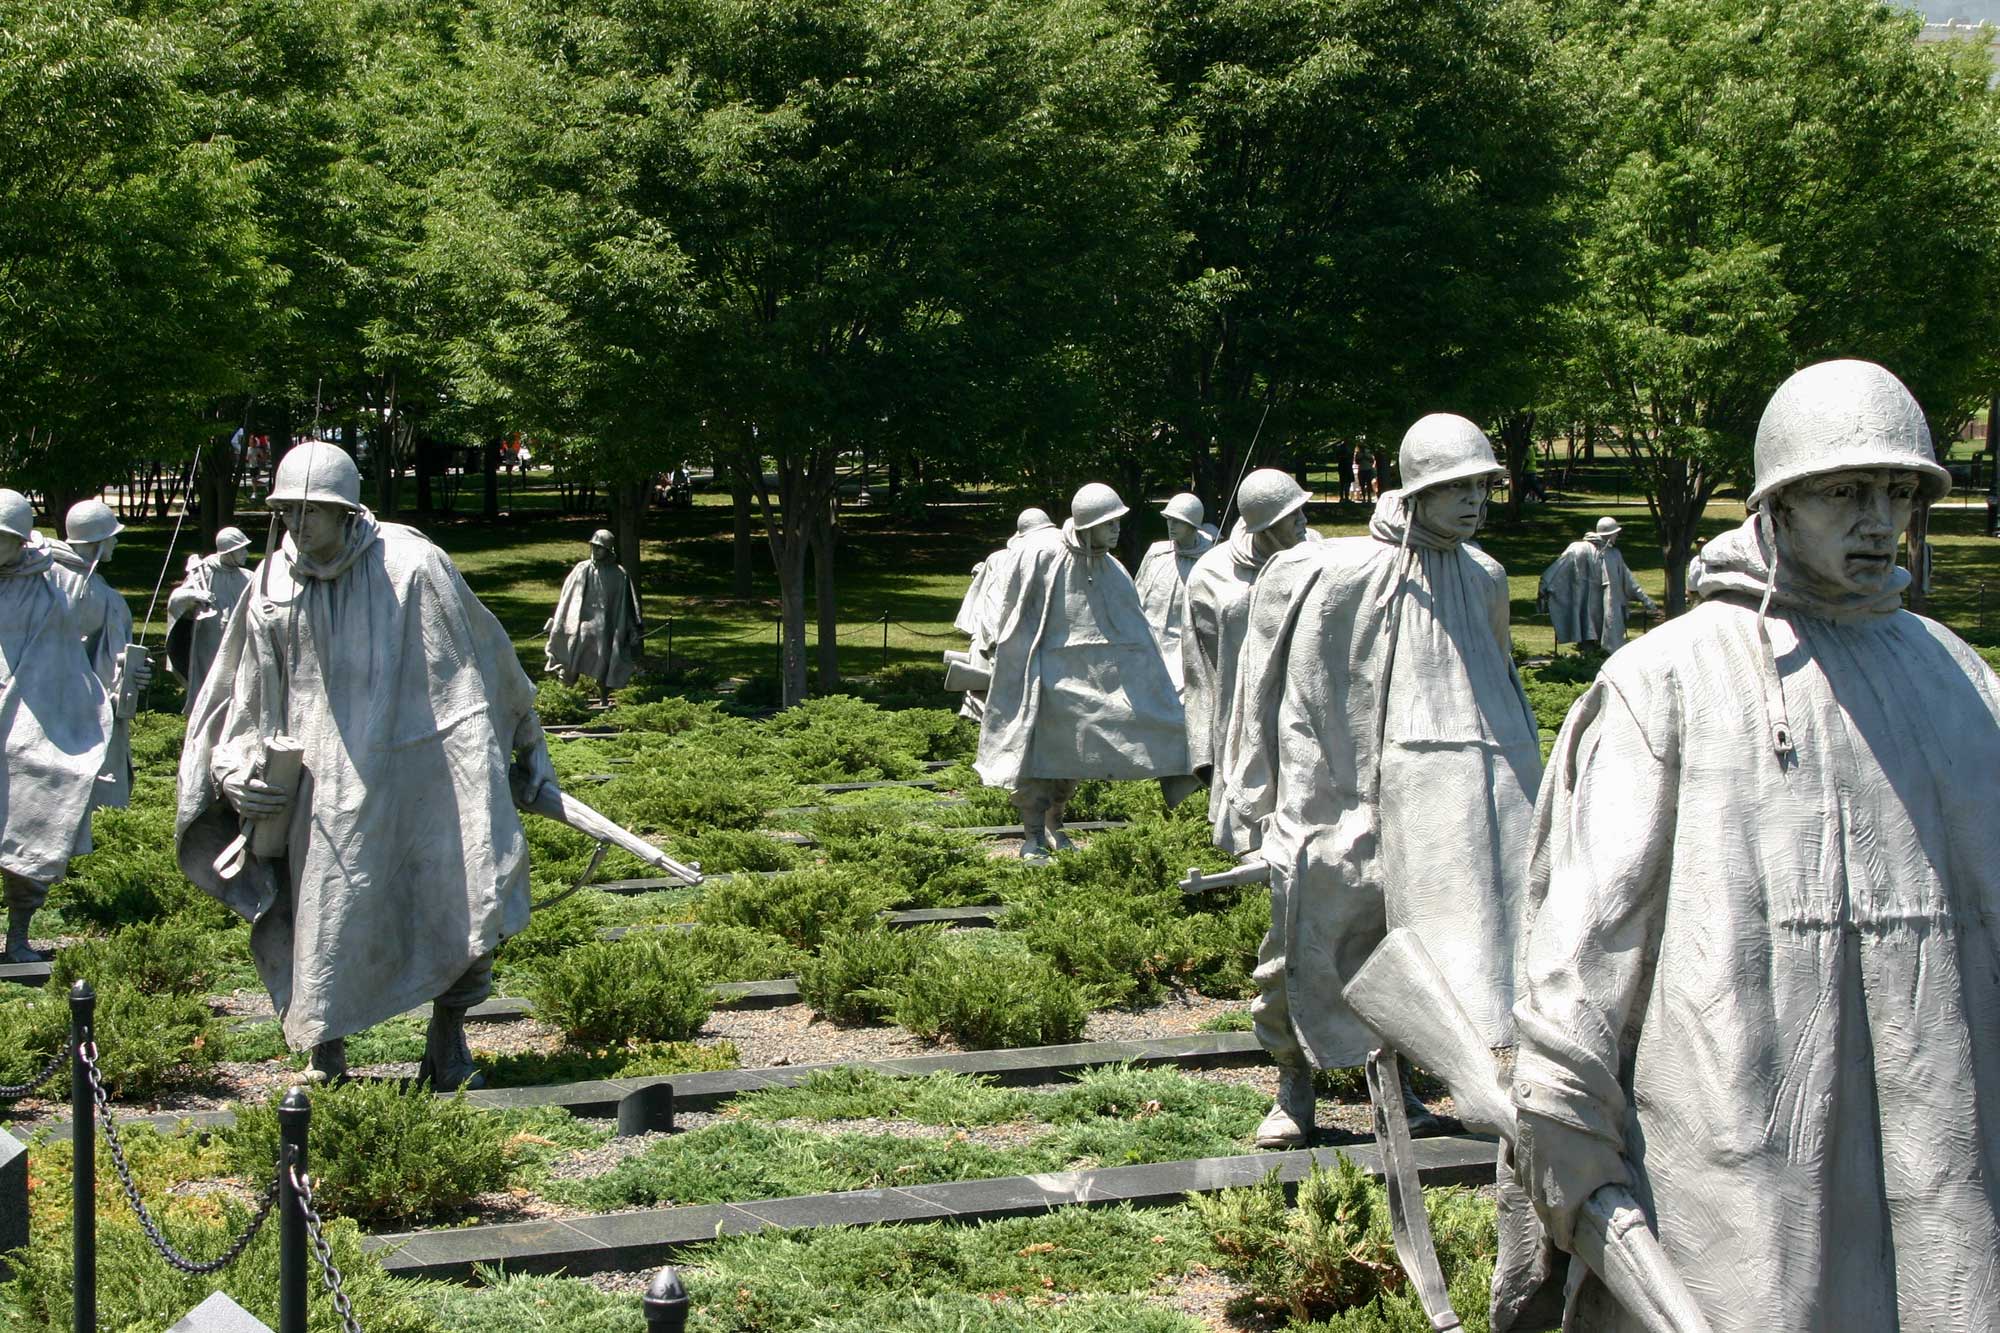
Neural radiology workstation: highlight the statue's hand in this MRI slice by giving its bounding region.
[223,769,290,819]
[515,741,559,809]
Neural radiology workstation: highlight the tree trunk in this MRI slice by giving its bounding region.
[482,436,500,520]
[776,536,809,705]
[811,500,840,692]
[1498,410,1536,523]
[416,433,435,514]
[376,372,401,520]
[608,478,645,589]
[731,469,756,597]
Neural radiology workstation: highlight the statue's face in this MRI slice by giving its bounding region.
[592,543,613,563]
[71,535,115,565]
[0,534,21,568]
[1413,477,1488,542]
[1165,517,1199,547]
[1772,468,1917,598]
[1084,517,1120,551]
[220,546,249,568]
[1251,508,1309,558]
[280,501,349,564]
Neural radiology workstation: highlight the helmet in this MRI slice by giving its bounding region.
[1592,517,1622,539]
[0,489,32,542]
[1236,470,1310,534]
[215,526,252,556]
[590,528,616,548]
[1160,493,1205,528]
[1396,415,1505,494]
[269,442,362,510]
[1015,507,1054,535]
[64,498,125,545]
[1748,360,1950,510]
[1070,483,1129,530]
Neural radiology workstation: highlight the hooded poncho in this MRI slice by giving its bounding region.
[1220,494,1542,1065]
[975,522,1188,789]
[1539,535,1652,650]
[48,541,136,808]
[1135,529,1214,694]
[168,552,253,715]
[1514,515,2000,1332]
[544,555,643,690]
[1184,522,1275,822]
[0,540,111,883]
[176,509,541,1050]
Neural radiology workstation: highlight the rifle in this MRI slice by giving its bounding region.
[511,768,703,888]
[1343,929,1715,1333]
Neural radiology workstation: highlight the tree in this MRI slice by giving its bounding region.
[0,0,273,516]
[1110,0,1571,509]
[1558,0,2000,611]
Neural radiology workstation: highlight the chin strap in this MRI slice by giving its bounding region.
[1753,507,1795,760]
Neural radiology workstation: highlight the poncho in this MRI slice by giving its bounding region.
[176,509,541,1050]
[544,556,643,690]
[50,542,135,808]
[1135,531,1213,694]
[1539,537,1651,650]
[1220,494,1541,1065]
[975,522,1188,789]
[0,540,111,883]
[167,553,253,715]
[1514,516,2000,1332]
[1183,523,1270,821]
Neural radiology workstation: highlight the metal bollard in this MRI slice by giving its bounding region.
[880,611,889,671]
[643,1265,690,1332]
[70,980,93,1333]
[278,1087,311,1333]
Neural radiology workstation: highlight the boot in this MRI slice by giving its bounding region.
[1044,797,1076,854]
[4,905,46,964]
[1255,1063,1315,1148]
[297,1039,348,1086]
[1013,792,1052,862]
[419,1003,485,1090]
[1402,1066,1443,1137]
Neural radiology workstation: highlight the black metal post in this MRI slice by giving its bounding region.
[775,618,782,680]
[278,1087,311,1333]
[664,618,673,675]
[70,980,93,1333]
[880,612,889,672]
[643,1266,690,1331]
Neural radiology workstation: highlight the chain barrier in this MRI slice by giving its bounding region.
[0,1044,68,1101]
[290,1164,365,1333]
[892,622,964,641]
[80,1040,281,1275]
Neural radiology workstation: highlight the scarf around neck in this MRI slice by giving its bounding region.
[284,507,382,582]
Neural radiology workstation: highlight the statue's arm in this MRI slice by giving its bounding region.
[1513,674,1678,1248]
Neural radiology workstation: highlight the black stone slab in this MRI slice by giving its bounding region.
[811,779,941,794]
[0,1128,25,1274]
[591,870,785,894]
[599,904,1000,943]
[948,820,1126,839]
[0,962,50,988]
[368,1135,1500,1281]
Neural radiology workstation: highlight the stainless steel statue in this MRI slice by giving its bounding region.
[544,529,644,697]
[1539,516,1658,653]
[1134,492,1213,693]
[167,526,254,714]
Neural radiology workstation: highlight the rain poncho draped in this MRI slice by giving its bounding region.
[176,509,541,1051]
[1515,515,2000,1333]
[1184,523,1271,821]
[50,542,135,808]
[0,540,111,882]
[1220,494,1541,1065]
[1539,536,1652,650]
[975,522,1188,789]
[543,556,643,690]
[1135,530,1214,694]
[167,553,253,715]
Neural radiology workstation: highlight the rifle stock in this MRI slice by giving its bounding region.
[1343,929,1715,1333]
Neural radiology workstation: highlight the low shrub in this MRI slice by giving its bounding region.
[676,921,807,983]
[819,822,1005,908]
[763,695,932,781]
[696,867,894,952]
[495,891,608,968]
[892,940,1088,1049]
[798,925,944,1025]
[527,936,716,1045]
[1190,1155,1404,1323]
[672,828,802,874]
[49,917,229,997]
[599,694,727,735]
[0,984,221,1099]
[860,663,956,712]
[594,752,798,833]
[54,802,235,929]
[225,1081,510,1228]
[481,1038,739,1088]
[534,676,596,726]
[1519,655,1601,734]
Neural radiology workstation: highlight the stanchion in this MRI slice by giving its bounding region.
[643,1266,690,1331]
[70,980,94,1333]
[880,611,889,671]
[279,1087,311,1333]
